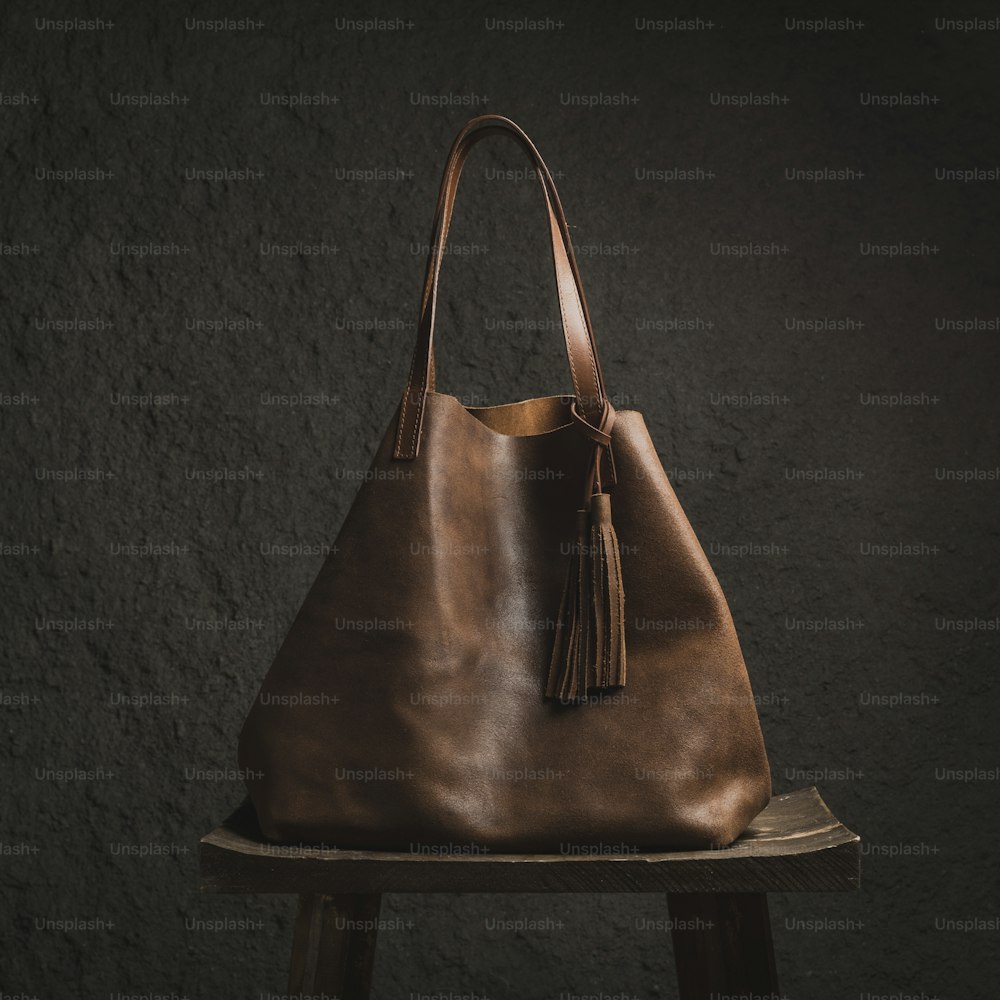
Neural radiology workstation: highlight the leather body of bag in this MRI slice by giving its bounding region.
[238,115,771,851]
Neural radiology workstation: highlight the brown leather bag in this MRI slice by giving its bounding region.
[238,115,771,851]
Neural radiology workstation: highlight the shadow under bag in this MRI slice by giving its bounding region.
[238,115,771,851]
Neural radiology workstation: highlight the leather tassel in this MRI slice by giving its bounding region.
[546,399,627,703]
[546,495,627,702]
[589,492,626,690]
[546,509,590,701]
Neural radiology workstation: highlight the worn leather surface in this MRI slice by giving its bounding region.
[239,116,771,850]
[239,392,771,849]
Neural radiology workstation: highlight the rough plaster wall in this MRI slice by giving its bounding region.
[2,2,998,998]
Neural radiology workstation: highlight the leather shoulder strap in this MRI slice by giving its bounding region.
[394,115,608,461]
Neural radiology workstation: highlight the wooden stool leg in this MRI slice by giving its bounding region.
[287,893,381,1000]
[667,892,779,1000]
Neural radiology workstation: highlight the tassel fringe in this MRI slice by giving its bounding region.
[590,493,626,691]
[546,493,626,702]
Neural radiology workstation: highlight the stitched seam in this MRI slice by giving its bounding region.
[408,392,422,456]
[554,226,583,408]
[563,222,602,413]
[578,275,602,412]
[542,156,603,412]
[542,167,601,419]
[395,339,420,457]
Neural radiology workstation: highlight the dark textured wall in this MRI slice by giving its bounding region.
[3,2,998,998]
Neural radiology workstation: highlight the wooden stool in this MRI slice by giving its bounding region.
[199,786,860,999]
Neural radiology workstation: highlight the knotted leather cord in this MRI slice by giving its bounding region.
[570,399,618,499]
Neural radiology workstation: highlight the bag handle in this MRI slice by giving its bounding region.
[393,115,609,460]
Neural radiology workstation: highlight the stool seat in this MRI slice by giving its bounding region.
[199,786,860,999]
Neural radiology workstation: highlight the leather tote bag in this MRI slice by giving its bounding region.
[238,115,771,851]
